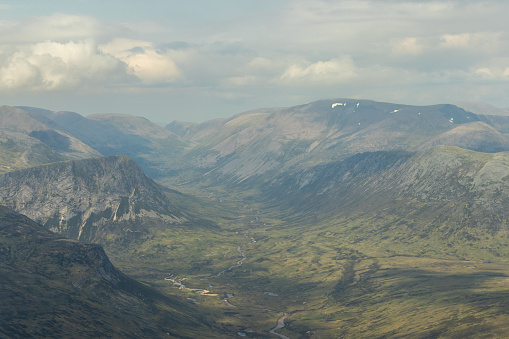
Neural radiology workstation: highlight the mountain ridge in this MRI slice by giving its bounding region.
[0,105,101,160]
[6,98,509,337]
[0,155,185,242]
[0,205,226,338]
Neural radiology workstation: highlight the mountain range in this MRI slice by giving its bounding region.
[4,99,509,337]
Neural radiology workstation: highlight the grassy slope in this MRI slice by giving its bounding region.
[0,206,230,338]
[95,147,509,338]
[9,102,509,337]
[0,136,65,175]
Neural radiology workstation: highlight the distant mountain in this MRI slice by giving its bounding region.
[0,155,186,242]
[453,102,509,116]
[0,106,101,162]
[0,129,65,174]
[87,113,176,139]
[163,99,509,186]
[18,107,188,179]
[0,205,226,338]
[17,100,509,188]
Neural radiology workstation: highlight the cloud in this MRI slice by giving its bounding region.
[0,14,182,91]
[391,37,423,55]
[100,39,182,85]
[2,2,509,121]
[440,32,501,51]
[279,57,357,84]
[0,39,124,91]
[0,13,116,44]
[475,68,493,79]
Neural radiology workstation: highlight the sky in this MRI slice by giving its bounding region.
[0,0,509,123]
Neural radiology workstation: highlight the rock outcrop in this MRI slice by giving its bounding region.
[0,155,185,241]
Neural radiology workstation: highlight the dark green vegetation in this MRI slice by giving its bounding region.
[4,99,509,337]
[0,206,227,338]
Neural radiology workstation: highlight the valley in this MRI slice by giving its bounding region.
[3,99,509,337]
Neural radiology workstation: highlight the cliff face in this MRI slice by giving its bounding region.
[0,155,186,241]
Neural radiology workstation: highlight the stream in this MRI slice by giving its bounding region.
[269,313,291,339]
[165,233,291,338]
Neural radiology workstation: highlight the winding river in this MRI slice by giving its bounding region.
[166,233,291,338]
[269,313,291,339]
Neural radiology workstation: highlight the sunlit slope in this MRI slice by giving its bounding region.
[0,106,101,161]
[0,155,186,242]
[166,99,509,186]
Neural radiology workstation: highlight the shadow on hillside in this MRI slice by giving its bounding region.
[330,264,509,338]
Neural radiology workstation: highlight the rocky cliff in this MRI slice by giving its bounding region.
[0,155,185,241]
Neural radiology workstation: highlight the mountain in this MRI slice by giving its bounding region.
[265,144,509,259]
[19,100,509,187]
[0,129,65,175]
[162,99,509,186]
[274,145,509,213]
[18,107,188,179]
[0,106,101,163]
[0,205,226,338]
[0,155,186,242]
[7,98,509,337]
[454,102,509,116]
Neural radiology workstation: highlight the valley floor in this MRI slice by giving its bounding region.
[101,187,509,338]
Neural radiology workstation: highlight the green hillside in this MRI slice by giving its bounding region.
[0,206,228,338]
[6,99,509,337]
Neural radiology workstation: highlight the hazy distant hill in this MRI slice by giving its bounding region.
[454,102,509,116]
[16,100,509,187]
[0,155,186,242]
[0,129,65,174]
[0,205,226,338]
[0,106,101,161]
[19,107,189,179]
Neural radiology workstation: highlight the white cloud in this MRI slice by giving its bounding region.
[475,67,494,79]
[279,57,357,84]
[124,50,181,84]
[392,37,423,55]
[0,39,123,91]
[440,32,501,51]
[100,39,182,84]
